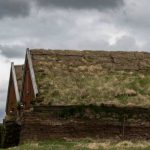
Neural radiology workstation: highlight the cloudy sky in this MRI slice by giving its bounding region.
[0,0,150,121]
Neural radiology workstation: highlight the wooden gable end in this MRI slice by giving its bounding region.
[6,63,18,115]
[6,74,17,115]
[22,50,36,110]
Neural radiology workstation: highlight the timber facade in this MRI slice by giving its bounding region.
[1,48,150,147]
[6,63,23,116]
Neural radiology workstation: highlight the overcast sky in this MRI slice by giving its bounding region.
[0,0,150,121]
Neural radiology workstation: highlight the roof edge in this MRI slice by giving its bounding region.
[12,62,20,102]
[26,48,39,97]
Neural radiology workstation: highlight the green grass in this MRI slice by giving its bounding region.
[35,66,150,107]
[1,139,150,150]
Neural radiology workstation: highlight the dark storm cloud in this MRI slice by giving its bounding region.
[0,0,31,19]
[36,0,124,11]
[0,45,26,58]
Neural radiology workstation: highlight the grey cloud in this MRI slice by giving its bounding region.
[75,38,110,50]
[111,36,138,51]
[0,0,31,19]
[36,0,124,11]
[110,1,150,38]
[76,36,139,51]
[0,45,26,58]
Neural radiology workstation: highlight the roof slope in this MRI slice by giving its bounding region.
[30,49,150,107]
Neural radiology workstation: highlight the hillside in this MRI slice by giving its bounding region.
[1,139,150,150]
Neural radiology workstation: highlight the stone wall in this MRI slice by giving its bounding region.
[19,105,150,143]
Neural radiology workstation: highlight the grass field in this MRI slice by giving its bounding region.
[2,139,150,150]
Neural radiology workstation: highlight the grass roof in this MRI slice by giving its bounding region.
[30,49,150,107]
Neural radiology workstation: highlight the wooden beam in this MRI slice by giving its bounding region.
[12,62,20,102]
[26,48,38,97]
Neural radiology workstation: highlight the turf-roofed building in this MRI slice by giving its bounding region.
[2,49,150,147]
[22,49,150,108]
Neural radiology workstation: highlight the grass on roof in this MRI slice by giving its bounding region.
[33,60,150,107]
